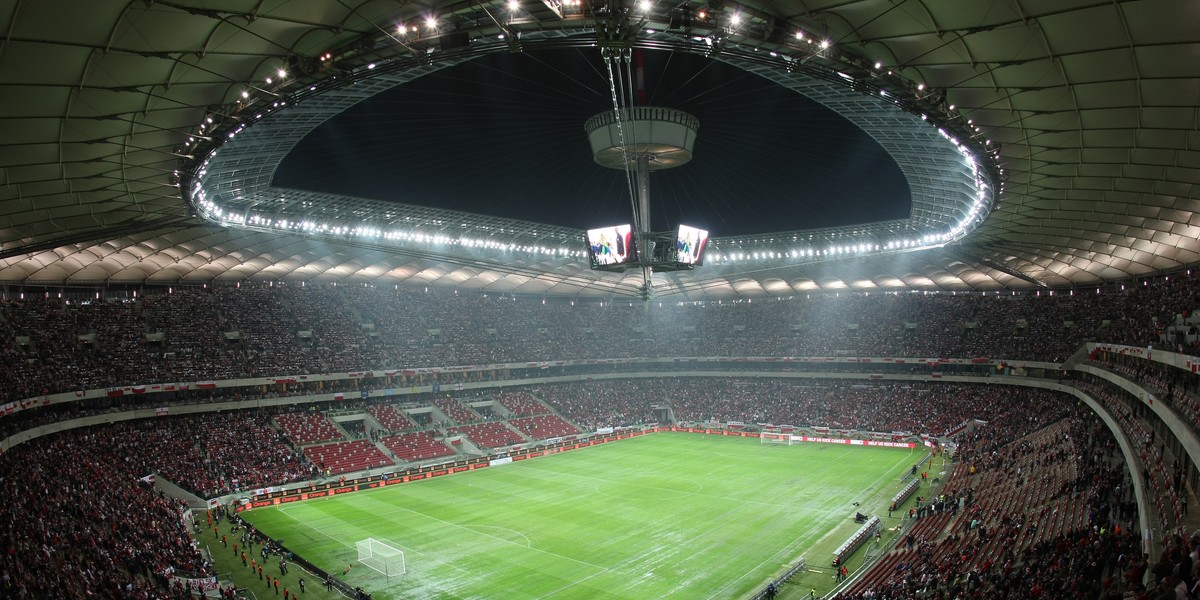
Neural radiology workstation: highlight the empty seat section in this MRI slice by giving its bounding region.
[304,439,392,475]
[275,412,343,445]
[382,431,457,462]
[509,415,580,441]
[448,422,525,449]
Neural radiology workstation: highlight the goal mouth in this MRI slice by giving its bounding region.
[356,538,407,578]
[760,432,796,446]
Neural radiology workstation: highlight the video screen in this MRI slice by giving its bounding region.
[674,224,709,265]
[586,224,637,267]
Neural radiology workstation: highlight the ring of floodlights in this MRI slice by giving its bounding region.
[183,24,1000,273]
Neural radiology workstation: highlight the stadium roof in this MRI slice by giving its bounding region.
[1,0,1198,299]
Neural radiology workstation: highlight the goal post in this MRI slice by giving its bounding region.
[760,431,795,445]
[356,538,406,578]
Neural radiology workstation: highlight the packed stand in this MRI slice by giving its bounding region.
[212,285,324,376]
[0,426,209,599]
[147,411,315,497]
[533,380,661,431]
[140,288,229,381]
[495,390,550,416]
[529,378,1070,439]
[1,272,1199,406]
[287,285,386,373]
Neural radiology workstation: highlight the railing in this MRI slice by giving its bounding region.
[583,106,700,133]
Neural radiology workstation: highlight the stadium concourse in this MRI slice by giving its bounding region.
[0,278,1198,598]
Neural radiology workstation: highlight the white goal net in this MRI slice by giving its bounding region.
[356,538,406,578]
[760,431,796,445]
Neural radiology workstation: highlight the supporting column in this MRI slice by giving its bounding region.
[637,153,653,299]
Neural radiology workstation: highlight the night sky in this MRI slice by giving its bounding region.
[273,49,910,237]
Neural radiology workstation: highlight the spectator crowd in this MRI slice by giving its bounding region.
[0,270,1196,406]
[835,406,1145,600]
[0,427,211,599]
[0,272,1198,598]
[0,377,1104,598]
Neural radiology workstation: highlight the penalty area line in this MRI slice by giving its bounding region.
[275,506,475,580]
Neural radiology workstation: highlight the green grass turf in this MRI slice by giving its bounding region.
[240,432,919,600]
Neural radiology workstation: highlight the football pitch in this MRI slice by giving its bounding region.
[242,432,917,600]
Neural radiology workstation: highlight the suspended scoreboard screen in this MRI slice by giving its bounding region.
[586,224,638,269]
[674,224,709,266]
